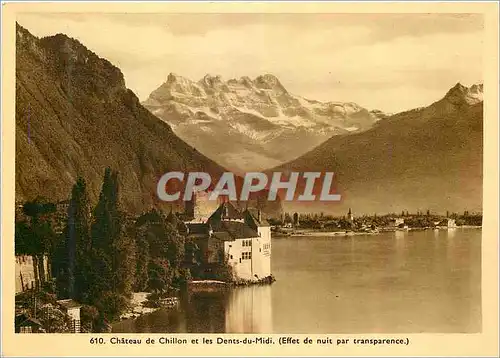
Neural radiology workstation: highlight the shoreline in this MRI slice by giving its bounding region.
[118,292,159,321]
[113,226,480,328]
[281,225,482,238]
[188,275,276,291]
[117,276,277,322]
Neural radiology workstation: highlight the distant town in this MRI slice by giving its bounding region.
[270,209,482,237]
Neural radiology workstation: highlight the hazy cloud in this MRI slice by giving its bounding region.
[17,13,483,112]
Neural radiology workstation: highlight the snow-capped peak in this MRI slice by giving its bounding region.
[142,73,389,172]
[444,82,483,105]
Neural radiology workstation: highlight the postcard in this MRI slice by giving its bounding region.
[2,1,498,357]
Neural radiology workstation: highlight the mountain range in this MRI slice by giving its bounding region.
[143,73,387,173]
[15,24,280,215]
[276,82,483,215]
[15,23,483,216]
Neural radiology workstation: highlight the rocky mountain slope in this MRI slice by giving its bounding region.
[276,83,483,215]
[143,73,387,173]
[15,24,281,215]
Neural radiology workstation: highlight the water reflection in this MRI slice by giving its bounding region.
[225,285,272,333]
[393,230,406,269]
[113,229,481,333]
[394,230,406,240]
[184,290,229,333]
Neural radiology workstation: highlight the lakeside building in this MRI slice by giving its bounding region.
[447,218,457,228]
[390,218,406,228]
[435,218,458,228]
[347,208,354,222]
[183,193,272,282]
[15,313,43,333]
[57,299,82,333]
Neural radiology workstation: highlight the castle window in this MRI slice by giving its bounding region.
[242,239,252,247]
[241,252,252,260]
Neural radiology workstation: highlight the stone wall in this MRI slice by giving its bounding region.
[15,255,49,293]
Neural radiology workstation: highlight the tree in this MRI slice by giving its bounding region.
[65,177,93,301]
[89,168,135,305]
[89,168,120,298]
[148,258,170,293]
[184,237,202,278]
[112,221,136,297]
[40,304,74,333]
[134,209,190,291]
[15,221,33,291]
[133,224,150,292]
[34,219,57,284]
[15,221,30,256]
[80,305,100,333]
[135,210,165,291]
[53,178,92,299]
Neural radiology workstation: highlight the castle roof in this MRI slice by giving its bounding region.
[212,220,259,240]
[243,208,270,228]
[184,201,260,241]
[15,313,42,328]
[208,201,243,222]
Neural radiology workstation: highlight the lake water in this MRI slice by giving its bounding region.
[112,228,481,333]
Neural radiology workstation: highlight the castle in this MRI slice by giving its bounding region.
[183,192,272,282]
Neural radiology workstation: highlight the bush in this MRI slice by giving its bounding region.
[212,260,234,282]
[80,304,100,332]
[172,268,192,288]
[42,279,57,294]
[39,304,74,333]
[15,289,58,310]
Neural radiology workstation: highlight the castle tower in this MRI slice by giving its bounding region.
[185,191,220,223]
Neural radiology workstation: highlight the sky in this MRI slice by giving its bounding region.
[17,13,484,113]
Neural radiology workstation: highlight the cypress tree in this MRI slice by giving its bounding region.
[134,223,150,292]
[112,219,136,297]
[90,168,135,302]
[70,178,92,301]
[90,168,117,298]
[54,178,91,299]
